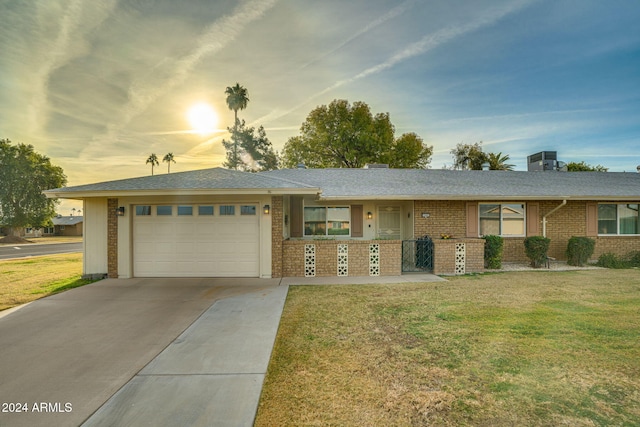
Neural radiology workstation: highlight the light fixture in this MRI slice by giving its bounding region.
[116,206,125,216]
[263,204,270,215]
[367,211,373,219]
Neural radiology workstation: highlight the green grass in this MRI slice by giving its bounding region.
[0,253,96,311]
[256,270,640,426]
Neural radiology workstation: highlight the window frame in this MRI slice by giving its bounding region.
[478,203,526,237]
[598,203,640,236]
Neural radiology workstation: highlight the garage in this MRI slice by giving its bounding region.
[133,203,260,277]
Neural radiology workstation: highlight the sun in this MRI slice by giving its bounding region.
[187,103,219,135]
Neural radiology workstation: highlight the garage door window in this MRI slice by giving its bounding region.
[177,206,193,216]
[198,206,214,216]
[220,205,235,215]
[157,206,172,216]
[136,206,151,216]
[241,205,256,215]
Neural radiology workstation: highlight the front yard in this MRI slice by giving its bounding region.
[0,253,93,311]
[256,270,640,426]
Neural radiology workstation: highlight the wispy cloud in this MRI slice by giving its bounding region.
[256,0,536,127]
[28,0,118,136]
[298,0,416,71]
[85,0,279,156]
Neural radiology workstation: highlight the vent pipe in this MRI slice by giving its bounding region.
[542,199,567,238]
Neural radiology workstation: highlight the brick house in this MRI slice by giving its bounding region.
[44,167,640,279]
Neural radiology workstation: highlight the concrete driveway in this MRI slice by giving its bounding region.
[0,278,286,427]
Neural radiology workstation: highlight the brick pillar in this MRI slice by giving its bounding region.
[107,198,118,278]
[271,196,284,278]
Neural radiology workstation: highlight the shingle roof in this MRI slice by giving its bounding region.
[52,216,83,226]
[262,168,640,200]
[45,166,640,201]
[45,167,318,197]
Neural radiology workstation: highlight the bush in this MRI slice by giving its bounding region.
[627,251,640,267]
[566,236,595,266]
[596,251,640,269]
[596,252,628,269]
[483,235,504,269]
[524,236,551,268]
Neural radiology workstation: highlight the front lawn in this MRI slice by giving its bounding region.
[0,253,94,311]
[256,270,640,426]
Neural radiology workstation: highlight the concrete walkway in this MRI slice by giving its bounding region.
[82,283,288,427]
[281,273,445,285]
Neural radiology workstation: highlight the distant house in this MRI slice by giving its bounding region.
[52,215,83,236]
[44,167,640,279]
[2,215,83,238]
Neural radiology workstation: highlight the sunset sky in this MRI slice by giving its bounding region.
[1,0,640,213]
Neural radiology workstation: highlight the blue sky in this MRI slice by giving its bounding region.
[1,0,639,200]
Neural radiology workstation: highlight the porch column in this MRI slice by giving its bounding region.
[107,198,118,278]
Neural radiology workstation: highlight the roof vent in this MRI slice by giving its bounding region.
[297,163,307,169]
[637,165,640,173]
[481,162,490,171]
[364,164,389,169]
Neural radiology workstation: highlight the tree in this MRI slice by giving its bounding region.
[567,161,608,172]
[450,142,514,170]
[163,153,176,173]
[486,152,515,171]
[280,99,432,169]
[146,153,159,175]
[0,139,67,236]
[224,83,250,170]
[222,120,278,172]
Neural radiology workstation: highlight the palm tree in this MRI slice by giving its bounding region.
[163,153,176,173]
[224,83,250,170]
[225,83,249,130]
[146,153,159,175]
[487,152,515,171]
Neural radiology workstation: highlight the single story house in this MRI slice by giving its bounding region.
[52,215,84,236]
[44,167,640,279]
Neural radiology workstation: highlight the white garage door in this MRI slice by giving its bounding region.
[133,204,260,277]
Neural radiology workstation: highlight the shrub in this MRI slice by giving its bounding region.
[524,236,551,268]
[565,236,595,266]
[596,252,628,269]
[483,235,503,269]
[627,251,640,267]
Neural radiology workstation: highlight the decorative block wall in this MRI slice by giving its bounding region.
[282,240,401,277]
[432,238,484,275]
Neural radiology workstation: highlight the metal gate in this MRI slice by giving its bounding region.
[402,236,434,272]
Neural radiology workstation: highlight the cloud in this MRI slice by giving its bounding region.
[83,0,279,157]
[27,0,118,136]
[256,0,536,127]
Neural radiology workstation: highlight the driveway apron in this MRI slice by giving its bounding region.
[0,278,286,427]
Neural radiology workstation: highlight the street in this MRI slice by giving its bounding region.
[0,243,82,260]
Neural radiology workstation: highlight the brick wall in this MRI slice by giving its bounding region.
[432,238,484,275]
[282,240,402,277]
[107,198,118,278]
[271,196,283,278]
[414,200,467,238]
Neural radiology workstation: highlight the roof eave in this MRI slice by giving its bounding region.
[44,187,321,199]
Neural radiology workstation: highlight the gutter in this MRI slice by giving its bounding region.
[542,199,567,238]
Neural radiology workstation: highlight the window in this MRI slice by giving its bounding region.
[241,205,257,215]
[136,206,151,216]
[220,205,235,216]
[598,204,640,235]
[304,206,349,236]
[177,206,193,216]
[479,203,525,236]
[198,206,214,216]
[156,206,172,216]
